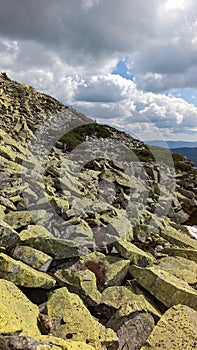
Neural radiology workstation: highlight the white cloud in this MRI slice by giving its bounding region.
[0,0,197,141]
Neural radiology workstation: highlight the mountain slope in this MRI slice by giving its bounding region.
[0,73,197,350]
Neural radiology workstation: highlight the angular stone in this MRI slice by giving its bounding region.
[0,279,40,337]
[81,252,130,289]
[0,205,5,220]
[107,307,155,350]
[160,221,197,249]
[3,210,48,229]
[114,239,154,266]
[20,226,79,259]
[106,215,133,241]
[20,225,53,240]
[55,268,101,306]
[156,256,197,285]
[0,220,20,248]
[114,171,131,187]
[100,286,161,320]
[62,219,94,246]
[0,195,16,210]
[12,245,53,272]
[130,265,197,310]
[46,287,118,350]
[164,247,197,263]
[141,304,197,350]
[0,253,56,288]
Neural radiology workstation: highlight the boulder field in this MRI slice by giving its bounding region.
[0,73,197,349]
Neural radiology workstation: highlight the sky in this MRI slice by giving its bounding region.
[0,0,197,142]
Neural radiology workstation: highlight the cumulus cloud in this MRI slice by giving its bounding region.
[0,0,197,140]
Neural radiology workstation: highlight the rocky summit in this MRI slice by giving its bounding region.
[0,72,197,350]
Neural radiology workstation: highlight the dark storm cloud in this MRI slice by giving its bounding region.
[0,0,197,140]
[0,0,159,58]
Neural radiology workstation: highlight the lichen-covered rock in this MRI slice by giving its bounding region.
[0,253,56,288]
[0,279,40,337]
[156,256,197,285]
[160,220,197,249]
[0,220,20,248]
[100,286,160,320]
[81,252,130,289]
[20,225,53,240]
[164,247,197,263]
[11,245,53,272]
[0,335,96,350]
[3,210,48,229]
[105,216,133,241]
[0,195,17,210]
[130,265,197,310]
[55,268,102,306]
[141,304,197,350]
[46,287,118,350]
[3,211,33,229]
[114,239,154,266]
[20,226,79,259]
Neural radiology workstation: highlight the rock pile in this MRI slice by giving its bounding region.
[0,73,196,349]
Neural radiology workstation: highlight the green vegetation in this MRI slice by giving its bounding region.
[132,148,154,162]
[59,123,121,151]
[172,153,193,172]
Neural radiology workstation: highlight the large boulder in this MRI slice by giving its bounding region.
[100,286,160,320]
[19,226,79,259]
[55,268,102,306]
[164,247,197,263]
[46,287,118,350]
[141,304,197,350]
[0,279,40,337]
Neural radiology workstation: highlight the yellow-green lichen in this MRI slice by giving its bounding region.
[0,279,40,336]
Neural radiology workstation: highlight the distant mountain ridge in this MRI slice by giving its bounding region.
[147,140,197,149]
[170,147,197,167]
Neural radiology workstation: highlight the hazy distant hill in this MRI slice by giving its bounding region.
[147,140,197,148]
[170,147,197,167]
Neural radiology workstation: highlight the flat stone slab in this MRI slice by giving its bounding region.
[155,256,197,285]
[164,247,197,263]
[130,265,197,310]
[0,253,56,288]
[114,239,154,266]
[12,245,53,272]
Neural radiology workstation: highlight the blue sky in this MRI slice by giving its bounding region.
[0,0,197,141]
